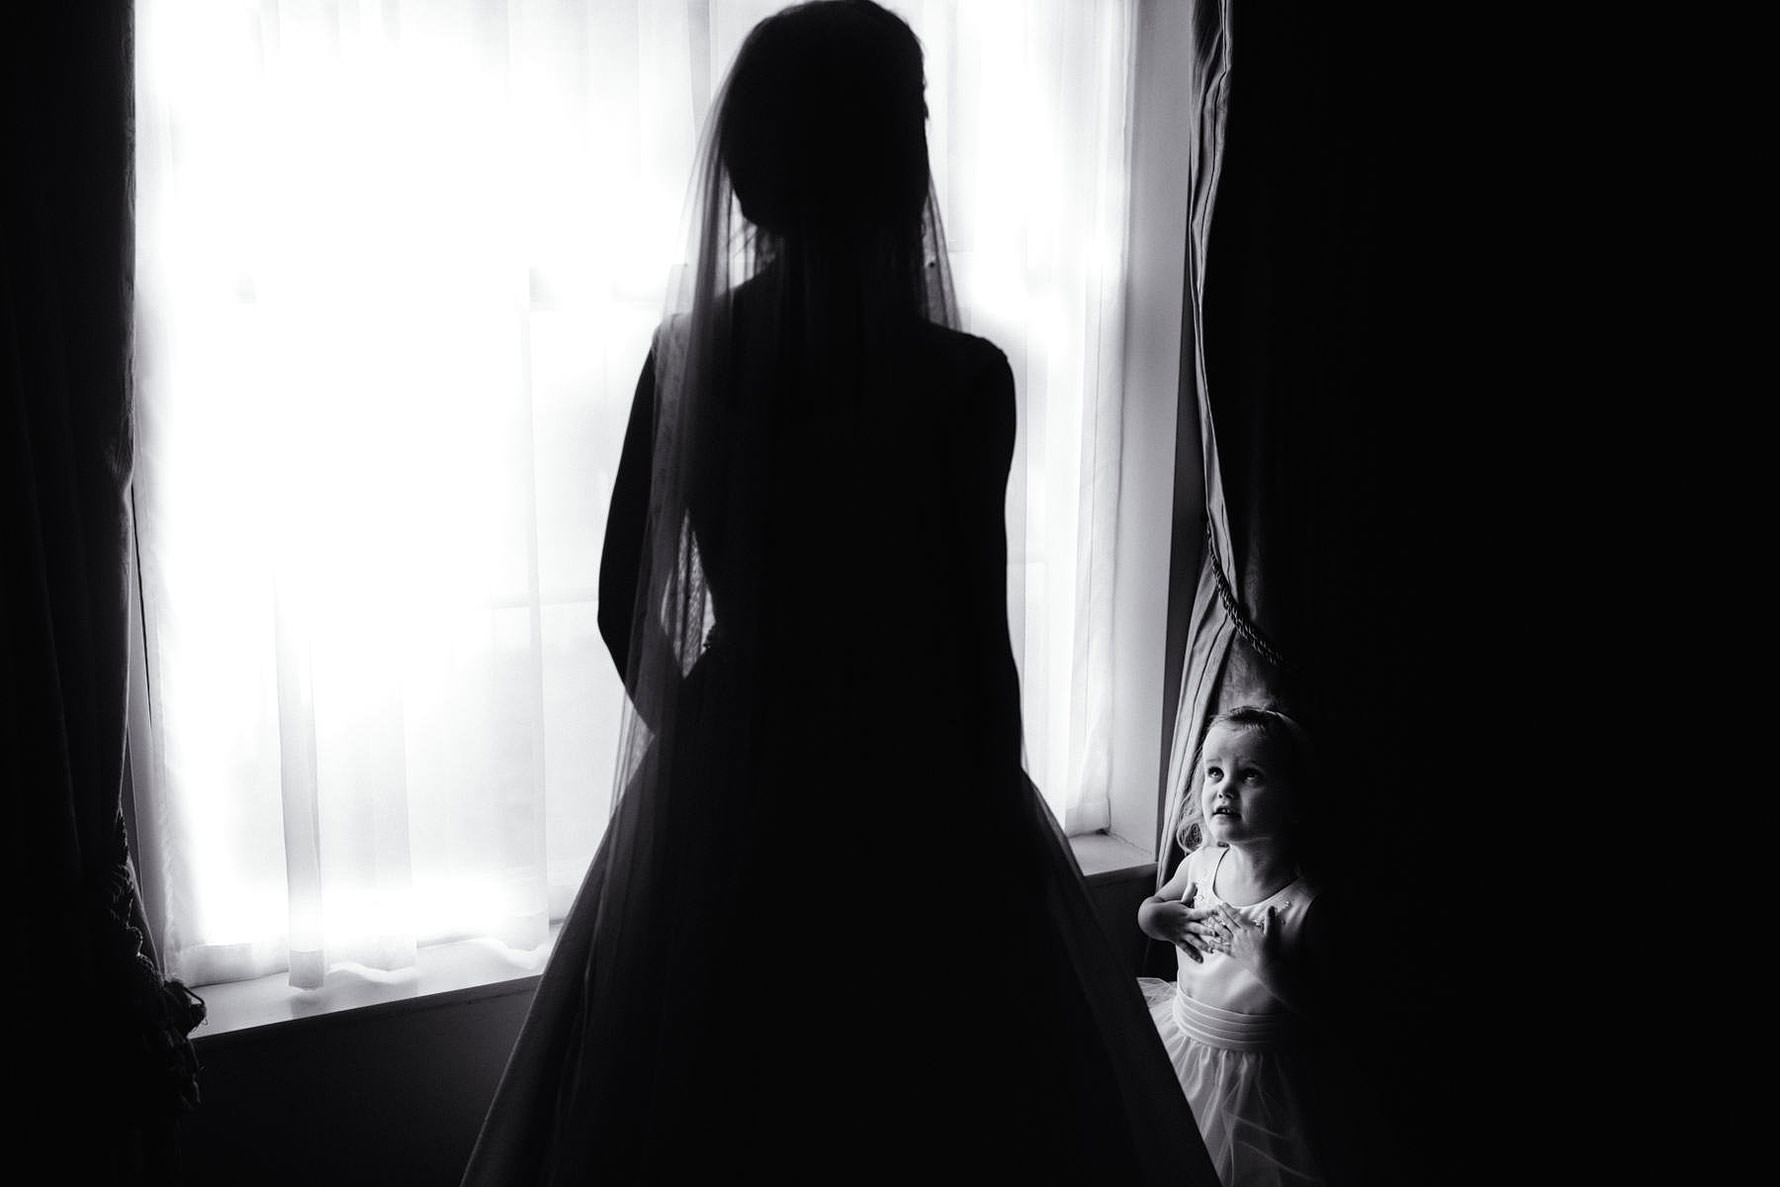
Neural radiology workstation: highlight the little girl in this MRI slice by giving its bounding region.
[1138,704,1334,1187]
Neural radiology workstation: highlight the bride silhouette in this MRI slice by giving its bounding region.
[462,3,1216,1181]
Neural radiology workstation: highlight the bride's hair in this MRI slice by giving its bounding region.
[703,0,949,341]
[718,0,931,239]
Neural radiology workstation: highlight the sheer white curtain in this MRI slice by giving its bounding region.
[132,0,1134,990]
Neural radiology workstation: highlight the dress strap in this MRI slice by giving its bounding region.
[1179,844,1220,902]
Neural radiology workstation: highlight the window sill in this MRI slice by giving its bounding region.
[190,928,560,1041]
[1072,831,1155,885]
[187,833,1154,1040]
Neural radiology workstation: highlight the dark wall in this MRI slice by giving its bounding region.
[1084,864,1160,977]
[179,981,535,1187]
[175,875,1155,1186]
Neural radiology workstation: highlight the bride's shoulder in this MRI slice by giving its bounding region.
[909,322,1013,396]
[914,320,1006,364]
[904,326,1013,461]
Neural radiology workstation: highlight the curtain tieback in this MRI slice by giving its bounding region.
[96,814,207,1112]
[1205,521,1288,670]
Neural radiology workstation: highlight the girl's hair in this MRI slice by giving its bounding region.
[1177,703,1321,853]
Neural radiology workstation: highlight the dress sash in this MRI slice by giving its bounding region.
[1171,989,1294,1052]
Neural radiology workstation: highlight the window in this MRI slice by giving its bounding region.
[132,0,1145,992]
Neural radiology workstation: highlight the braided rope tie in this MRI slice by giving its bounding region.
[1204,521,1288,671]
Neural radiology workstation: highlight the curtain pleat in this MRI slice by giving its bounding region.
[1159,0,1253,875]
[2,3,203,1181]
[1159,0,1399,907]
[1154,2,1457,1179]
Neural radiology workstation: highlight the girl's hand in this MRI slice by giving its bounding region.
[1152,885,1221,962]
[1205,902,1278,973]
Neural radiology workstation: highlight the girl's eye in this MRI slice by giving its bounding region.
[1204,767,1222,782]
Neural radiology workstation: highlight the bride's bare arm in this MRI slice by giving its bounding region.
[951,342,1022,770]
[598,352,656,686]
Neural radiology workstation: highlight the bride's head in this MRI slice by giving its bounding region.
[717,1,931,240]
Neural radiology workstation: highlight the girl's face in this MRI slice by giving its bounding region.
[1199,723,1295,847]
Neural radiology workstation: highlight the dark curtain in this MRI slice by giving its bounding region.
[1154,0,1467,1180]
[3,5,202,1181]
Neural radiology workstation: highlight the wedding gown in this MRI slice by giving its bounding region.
[459,282,1217,1184]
